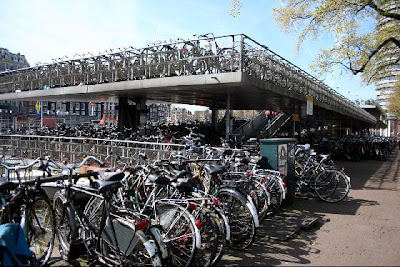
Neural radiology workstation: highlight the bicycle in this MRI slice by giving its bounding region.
[0,157,56,266]
[49,155,162,266]
[295,150,350,203]
[117,163,202,267]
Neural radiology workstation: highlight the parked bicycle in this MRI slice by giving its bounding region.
[0,157,56,266]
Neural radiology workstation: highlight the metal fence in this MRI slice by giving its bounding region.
[0,135,185,167]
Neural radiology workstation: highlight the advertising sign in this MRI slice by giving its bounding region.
[35,101,41,115]
[306,96,313,116]
[278,144,288,175]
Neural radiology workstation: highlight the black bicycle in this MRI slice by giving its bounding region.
[0,157,56,266]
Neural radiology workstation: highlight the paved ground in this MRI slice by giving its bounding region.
[219,148,400,266]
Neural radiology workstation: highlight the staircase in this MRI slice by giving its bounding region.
[231,110,267,142]
[258,113,292,139]
[219,111,292,143]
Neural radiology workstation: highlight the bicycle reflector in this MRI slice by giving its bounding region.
[246,172,252,177]
[135,219,149,230]
[188,202,196,212]
[212,197,220,207]
[195,219,201,229]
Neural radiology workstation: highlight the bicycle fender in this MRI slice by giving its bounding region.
[179,206,202,250]
[245,194,260,227]
[215,207,230,241]
[149,226,168,259]
[135,230,157,258]
[217,188,259,228]
[345,175,351,188]
[277,178,286,200]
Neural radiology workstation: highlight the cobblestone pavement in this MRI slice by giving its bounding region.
[219,148,400,266]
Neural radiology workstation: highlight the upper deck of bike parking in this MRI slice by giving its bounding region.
[0,34,376,127]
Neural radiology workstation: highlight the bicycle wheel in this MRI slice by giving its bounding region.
[209,208,226,266]
[192,209,219,267]
[251,180,269,222]
[156,203,198,267]
[216,190,256,249]
[27,194,56,266]
[314,169,350,203]
[53,190,77,261]
[101,217,162,266]
[264,176,284,219]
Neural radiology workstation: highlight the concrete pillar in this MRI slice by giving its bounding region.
[118,97,131,130]
[225,94,231,139]
[138,98,147,128]
[211,109,219,131]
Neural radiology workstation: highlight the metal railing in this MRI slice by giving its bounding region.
[0,34,376,124]
[232,110,266,141]
[0,135,185,164]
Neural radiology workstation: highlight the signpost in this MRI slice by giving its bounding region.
[35,101,43,127]
[306,96,313,116]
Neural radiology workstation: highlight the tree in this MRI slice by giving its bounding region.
[388,80,400,117]
[271,0,400,83]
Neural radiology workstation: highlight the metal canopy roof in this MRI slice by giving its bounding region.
[0,33,376,125]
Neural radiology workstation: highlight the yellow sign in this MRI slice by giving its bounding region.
[292,113,300,122]
[35,101,41,114]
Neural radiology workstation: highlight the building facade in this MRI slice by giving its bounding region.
[375,0,400,136]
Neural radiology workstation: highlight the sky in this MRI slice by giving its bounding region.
[0,0,376,111]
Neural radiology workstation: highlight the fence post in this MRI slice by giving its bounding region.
[239,34,244,72]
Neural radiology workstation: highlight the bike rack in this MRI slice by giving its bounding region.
[0,34,376,124]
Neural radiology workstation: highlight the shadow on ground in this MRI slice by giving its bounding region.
[219,210,323,266]
[220,149,400,266]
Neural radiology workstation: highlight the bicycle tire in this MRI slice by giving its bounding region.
[216,190,256,249]
[156,203,198,267]
[264,176,284,219]
[314,169,350,203]
[53,190,77,262]
[192,209,219,267]
[209,209,226,266]
[252,180,269,222]
[27,194,56,266]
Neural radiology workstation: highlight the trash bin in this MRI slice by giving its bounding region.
[259,138,297,205]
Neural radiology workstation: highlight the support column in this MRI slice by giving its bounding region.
[292,103,301,142]
[118,97,131,130]
[211,109,219,132]
[225,94,231,140]
[138,98,147,129]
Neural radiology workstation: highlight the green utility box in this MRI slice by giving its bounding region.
[259,138,297,205]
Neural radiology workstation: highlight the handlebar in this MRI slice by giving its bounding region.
[73,156,105,169]
[45,155,105,171]
[0,157,42,171]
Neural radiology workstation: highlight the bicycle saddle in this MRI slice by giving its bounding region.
[172,170,192,179]
[94,180,122,194]
[0,181,17,194]
[97,170,125,182]
[147,174,171,186]
[173,182,193,196]
[204,164,226,175]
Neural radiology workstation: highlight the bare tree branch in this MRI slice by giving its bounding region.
[351,37,400,74]
[366,0,400,20]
